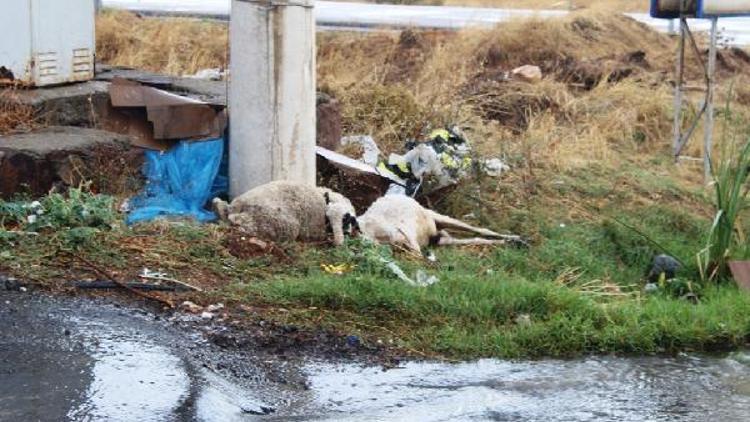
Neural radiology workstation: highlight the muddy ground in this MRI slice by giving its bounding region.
[3,287,750,421]
[0,287,392,421]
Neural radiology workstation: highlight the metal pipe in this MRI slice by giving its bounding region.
[673,18,686,159]
[229,0,316,196]
[704,16,719,183]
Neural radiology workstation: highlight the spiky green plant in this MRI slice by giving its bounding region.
[699,140,750,282]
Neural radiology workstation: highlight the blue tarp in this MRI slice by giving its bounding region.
[127,138,226,224]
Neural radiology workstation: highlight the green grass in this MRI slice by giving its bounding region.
[230,248,750,358]
[223,205,750,359]
[701,139,750,281]
[2,166,750,360]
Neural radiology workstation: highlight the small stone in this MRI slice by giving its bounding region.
[206,303,224,313]
[512,65,543,82]
[200,312,214,320]
[346,335,361,347]
[483,158,510,177]
[648,255,682,283]
[180,301,203,314]
[1,276,23,291]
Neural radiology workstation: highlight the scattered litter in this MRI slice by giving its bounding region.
[383,259,439,287]
[68,252,174,308]
[415,270,439,286]
[321,263,355,275]
[140,268,168,279]
[341,135,381,166]
[317,146,400,182]
[318,125,478,198]
[186,68,224,81]
[119,199,132,213]
[483,158,510,177]
[514,314,532,326]
[127,139,225,225]
[74,280,188,292]
[108,78,229,225]
[643,282,659,293]
[139,268,204,292]
[28,201,43,213]
[378,126,473,196]
[512,65,543,82]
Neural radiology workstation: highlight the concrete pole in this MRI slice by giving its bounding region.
[229,0,316,197]
[704,16,719,183]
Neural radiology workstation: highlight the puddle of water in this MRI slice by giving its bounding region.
[300,354,750,422]
[67,335,190,421]
[4,293,750,422]
[0,294,279,422]
[195,369,276,421]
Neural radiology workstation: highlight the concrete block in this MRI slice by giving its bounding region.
[0,126,139,198]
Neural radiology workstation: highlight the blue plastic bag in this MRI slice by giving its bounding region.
[127,138,225,224]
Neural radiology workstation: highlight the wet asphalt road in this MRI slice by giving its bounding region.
[2,290,750,421]
[0,291,294,421]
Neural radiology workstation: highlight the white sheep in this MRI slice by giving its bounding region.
[356,194,523,255]
[213,181,356,245]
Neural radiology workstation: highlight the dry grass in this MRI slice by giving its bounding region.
[94,10,750,164]
[95,10,750,219]
[96,10,228,76]
[316,13,690,164]
[0,88,38,135]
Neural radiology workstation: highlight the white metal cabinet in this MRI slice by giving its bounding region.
[0,0,95,86]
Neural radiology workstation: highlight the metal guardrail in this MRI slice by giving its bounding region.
[101,0,750,45]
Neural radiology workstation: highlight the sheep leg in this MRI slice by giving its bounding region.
[428,210,523,242]
[212,198,230,221]
[437,235,510,247]
[396,227,423,256]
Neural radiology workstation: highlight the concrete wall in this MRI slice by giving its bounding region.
[229,0,316,197]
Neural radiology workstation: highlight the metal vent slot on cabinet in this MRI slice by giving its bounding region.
[72,48,93,79]
[36,52,59,79]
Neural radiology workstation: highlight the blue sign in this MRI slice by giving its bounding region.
[651,0,750,19]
